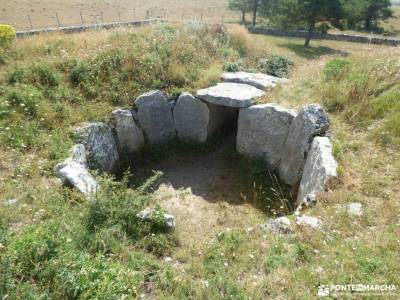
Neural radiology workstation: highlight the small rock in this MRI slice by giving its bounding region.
[136,208,176,228]
[55,161,98,195]
[197,82,265,108]
[337,202,363,216]
[164,257,173,262]
[260,216,292,234]
[295,193,317,215]
[2,199,18,206]
[296,216,322,230]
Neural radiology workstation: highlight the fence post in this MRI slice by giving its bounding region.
[55,12,61,27]
[118,11,121,22]
[100,11,104,23]
[80,11,84,24]
[181,13,184,24]
[133,9,136,19]
[146,10,149,19]
[27,14,33,29]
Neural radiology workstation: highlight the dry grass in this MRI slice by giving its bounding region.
[0,26,399,298]
[0,0,238,30]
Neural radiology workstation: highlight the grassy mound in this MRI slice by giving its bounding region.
[0,25,399,298]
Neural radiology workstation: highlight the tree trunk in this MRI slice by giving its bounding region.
[365,15,372,31]
[241,11,246,24]
[304,22,315,47]
[252,0,258,27]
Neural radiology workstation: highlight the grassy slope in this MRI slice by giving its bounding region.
[0,0,235,30]
[0,26,400,298]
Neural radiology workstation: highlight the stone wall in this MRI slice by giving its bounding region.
[248,27,400,47]
[16,19,164,38]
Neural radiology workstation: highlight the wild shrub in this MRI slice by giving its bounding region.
[0,24,16,48]
[5,84,43,117]
[7,67,25,84]
[223,61,242,72]
[30,63,60,87]
[0,174,173,298]
[324,59,350,80]
[258,54,294,78]
[83,174,171,241]
[69,61,90,86]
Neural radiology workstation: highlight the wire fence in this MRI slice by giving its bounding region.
[1,6,239,31]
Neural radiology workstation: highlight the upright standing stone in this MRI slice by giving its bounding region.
[297,137,337,204]
[278,104,330,185]
[173,93,210,143]
[76,122,119,173]
[111,109,145,154]
[135,90,176,145]
[197,82,265,108]
[237,104,296,169]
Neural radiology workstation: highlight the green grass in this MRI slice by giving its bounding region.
[0,25,400,299]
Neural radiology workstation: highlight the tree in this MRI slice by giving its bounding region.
[228,0,251,23]
[263,0,344,46]
[251,0,262,27]
[344,0,392,32]
[228,0,262,26]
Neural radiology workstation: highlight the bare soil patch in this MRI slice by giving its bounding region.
[132,137,268,248]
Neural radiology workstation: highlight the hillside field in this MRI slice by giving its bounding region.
[0,23,399,298]
[0,0,237,30]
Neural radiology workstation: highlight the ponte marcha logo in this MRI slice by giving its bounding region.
[317,284,397,297]
[317,285,330,297]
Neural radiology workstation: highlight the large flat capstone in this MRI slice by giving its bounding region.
[135,90,176,145]
[221,72,288,90]
[278,104,330,185]
[196,82,265,108]
[297,137,337,204]
[237,104,296,169]
[173,93,210,143]
[111,109,145,154]
[76,122,119,173]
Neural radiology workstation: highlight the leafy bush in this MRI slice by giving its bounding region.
[0,175,174,298]
[30,63,60,87]
[7,67,25,84]
[69,62,90,86]
[223,61,242,72]
[0,24,16,48]
[5,84,43,117]
[324,59,350,80]
[83,174,171,241]
[258,55,294,78]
